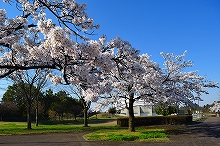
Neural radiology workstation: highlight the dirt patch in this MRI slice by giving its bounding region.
[88,120,117,126]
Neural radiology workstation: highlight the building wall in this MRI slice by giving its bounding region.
[117,105,156,117]
[140,106,152,116]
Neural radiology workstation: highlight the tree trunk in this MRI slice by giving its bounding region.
[27,105,32,130]
[35,98,39,126]
[35,108,38,126]
[83,107,88,127]
[81,99,89,127]
[59,114,61,121]
[74,114,77,120]
[128,93,135,132]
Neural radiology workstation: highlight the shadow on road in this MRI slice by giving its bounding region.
[167,117,220,138]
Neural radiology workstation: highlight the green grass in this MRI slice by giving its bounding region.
[40,118,116,125]
[0,121,120,135]
[84,128,169,142]
[0,121,169,142]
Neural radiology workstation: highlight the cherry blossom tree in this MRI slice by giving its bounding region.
[0,0,122,129]
[92,37,163,132]
[160,51,218,108]
[0,0,114,120]
[94,49,218,132]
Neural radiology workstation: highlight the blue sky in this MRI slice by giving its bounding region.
[81,0,220,106]
[1,0,220,106]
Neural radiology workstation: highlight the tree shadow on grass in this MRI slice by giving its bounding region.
[40,119,116,125]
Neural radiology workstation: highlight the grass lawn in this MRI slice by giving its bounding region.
[0,120,169,142]
[0,120,119,135]
[84,128,169,142]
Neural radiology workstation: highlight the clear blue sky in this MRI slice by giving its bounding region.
[1,0,220,106]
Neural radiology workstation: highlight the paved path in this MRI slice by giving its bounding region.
[164,117,220,146]
[0,117,220,146]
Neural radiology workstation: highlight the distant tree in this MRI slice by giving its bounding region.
[40,89,56,120]
[13,69,47,129]
[154,103,176,116]
[3,83,43,123]
[88,109,100,119]
[0,101,18,121]
[203,104,213,113]
[49,90,83,120]
[108,107,117,115]
[3,84,27,118]
[65,85,92,127]
[51,91,68,120]
[69,99,83,120]
[4,69,47,129]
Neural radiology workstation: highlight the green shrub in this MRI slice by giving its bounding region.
[154,103,177,116]
[117,115,192,127]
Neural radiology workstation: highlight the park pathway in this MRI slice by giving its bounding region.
[0,117,220,146]
[164,117,220,146]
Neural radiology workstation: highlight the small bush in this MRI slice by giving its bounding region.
[117,115,192,127]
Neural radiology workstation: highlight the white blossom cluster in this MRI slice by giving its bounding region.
[210,101,220,113]
[159,52,218,107]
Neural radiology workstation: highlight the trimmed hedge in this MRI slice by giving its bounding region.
[117,115,192,127]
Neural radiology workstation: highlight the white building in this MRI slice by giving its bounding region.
[117,105,158,117]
